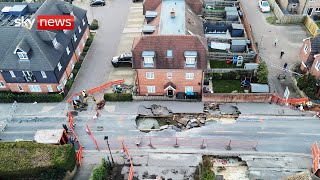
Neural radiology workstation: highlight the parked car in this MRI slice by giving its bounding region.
[132,0,143,2]
[258,0,270,12]
[90,0,105,6]
[111,53,132,67]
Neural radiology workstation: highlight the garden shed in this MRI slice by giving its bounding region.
[250,83,270,93]
[231,39,247,52]
[231,23,244,37]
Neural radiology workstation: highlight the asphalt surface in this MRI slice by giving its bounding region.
[240,0,308,98]
[67,0,131,96]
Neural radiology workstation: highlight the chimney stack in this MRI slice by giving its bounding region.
[170,8,175,18]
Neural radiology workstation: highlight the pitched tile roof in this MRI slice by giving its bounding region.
[0,0,87,71]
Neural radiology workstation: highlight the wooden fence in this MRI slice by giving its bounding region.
[267,0,306,23]
[305,15,320,37]
[204,0,239,7]
[208,51,255,61]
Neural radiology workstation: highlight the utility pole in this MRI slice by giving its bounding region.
[104,136,114,164]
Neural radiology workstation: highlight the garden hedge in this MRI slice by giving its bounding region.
[90,158,110,180]
[89,19,99,30]
[104,93,132,101]
[0,92,64,103]
[0,142,76,179]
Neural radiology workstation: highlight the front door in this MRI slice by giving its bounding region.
[307,8,313,15]
[167,89,173,97]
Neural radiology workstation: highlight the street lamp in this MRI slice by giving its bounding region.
[104,136,114,164]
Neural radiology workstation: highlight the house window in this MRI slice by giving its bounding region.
[63,77,67,85]
[82,18,85,26]
[143,57,154,67]
[186,73,194,79]
[167,50,173,58]
[304,45,309,54]
[17,84,23,91]
[147,86,155,93]
[185,86,193,93]
[57,62,62,71]
[41,71,47,78]
[0,81,5,88]
[29,85,42,92]
[316,8,320,12]
[74,34,77,42]
[66,46,70,55]
[315,61,320,71]
[167,72,172,79]
[186,57,196,67]
[9,71,16,77]
[71,60,75,69]
[17,52,28,59]
[82,39,85,46]
[78,26,81,33]
[77,47,81,56]
[47,85,53,92]
[146,72,155,79]
[53,38,58,48]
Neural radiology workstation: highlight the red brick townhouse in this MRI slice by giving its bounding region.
[0,0,89,93]
[132,0,207,96]
[300,36,320,78]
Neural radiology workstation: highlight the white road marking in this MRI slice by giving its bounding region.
[214,130,243,133]
[300,133,320,136]
[2,131,35,134]
[257,132,286,135]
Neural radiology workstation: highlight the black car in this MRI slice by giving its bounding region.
[111,53,132,67]
[90,0,105,6]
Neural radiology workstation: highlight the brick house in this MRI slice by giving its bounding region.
[132,0,207,97]
[0,0,89,93]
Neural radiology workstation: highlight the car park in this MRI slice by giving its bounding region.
[258,0,270,12]
[111,53,133,67]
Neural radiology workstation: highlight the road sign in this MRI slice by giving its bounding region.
[284,87,290,100]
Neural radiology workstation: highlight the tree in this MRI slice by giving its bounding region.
[297,75,317,99]
[257,61,269,84]
[90,19,99,30]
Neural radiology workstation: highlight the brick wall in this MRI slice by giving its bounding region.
[0,73,10,91]
[137,69,203,96]
[202,93,273,102]
[300,39,311,62]
[6,83,59,93]
[310,56,320,79]
[186,0,203,15]
[143,0,162,14]
[239,3,257,55]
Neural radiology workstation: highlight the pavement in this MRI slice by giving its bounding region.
[67,0,132,96]
[240,0,309,98]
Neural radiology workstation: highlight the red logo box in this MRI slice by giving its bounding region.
[37,15,74,30]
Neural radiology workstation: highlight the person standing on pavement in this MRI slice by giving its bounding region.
[283,62,288,70]
[280,50,285,59]
[275,38,278,47]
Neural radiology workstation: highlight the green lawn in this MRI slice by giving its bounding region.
[266,16,277,24]
[209,48,228,53]
[316,21,320,28]
[213,80,247,93]
[210,60,243,69]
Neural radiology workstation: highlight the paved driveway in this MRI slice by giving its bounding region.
[67,0,131,97]
[240,0,309,98]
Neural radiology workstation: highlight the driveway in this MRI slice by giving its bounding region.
[67,0,131,97]
[240,0,309,98]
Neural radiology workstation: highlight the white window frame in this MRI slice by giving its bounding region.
[71,60,75,69]
[167,72,172,79]
[57,62,62,71]
[316,8,320,12]
[185,86,193,93]
[315,61,320,71]
[146,72,155,79]
[29,85,42,92]
[63,29,67,34]
[9,71,16,77]
[53,38,58,48]
[304,45,309,54]
[63,77,67,85]
[143,56,154,67]
[82,18,85,26]
[185,56,196,67]
[167,50,173,58]
[0,81,5,88]
[82,39,85,46]
[73,34,77,42]
[71,11,75,16]
[78,26,81,33]
[186,73,194,79]
[17,84,23,91]
[41,71,47,78]
[77,47,81,56]
[66,46,70,55]
[47,85,53,92]
[147,86,155,93]
[17,52,28,59]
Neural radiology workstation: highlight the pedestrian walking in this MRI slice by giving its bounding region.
[62,124,68,133]
[283,62,288,70]
[280,50,285,59]
[274,38,278,47]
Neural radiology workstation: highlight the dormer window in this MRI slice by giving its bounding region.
[17,52,28,59]
[82,18,85,25]
[142,51,155,67]
[184,51,197,67]
[78,26,81,33]
[53,38,59,48]
[70,11,75,16]
[66,46,70,55]
[73,34,77,42]
[63,29,68,34]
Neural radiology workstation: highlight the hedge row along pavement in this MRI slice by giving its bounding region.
[0,142,76,179]
[0,92,64,103]
[90,158,111,180]
[104,93,133,101]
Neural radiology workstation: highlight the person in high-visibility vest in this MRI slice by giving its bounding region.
[82,90,88,103]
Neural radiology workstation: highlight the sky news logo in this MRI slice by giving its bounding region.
[14,15,74,30]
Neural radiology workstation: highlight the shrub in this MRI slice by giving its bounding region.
[81,52,87,58]
[104,93,132,101]
[0,93,63,103]
[201,156,215,180]
[89,19,99,30]
[72,69,79,77]
[74,61,82,70]
[257,61,268,84]
[297,75,317,99]
[65,78,74,90]
[90,158,110,180]
[86,38,93,46]
[83,46,90,52]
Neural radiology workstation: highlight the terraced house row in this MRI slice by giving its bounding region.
[0,0,88,93]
